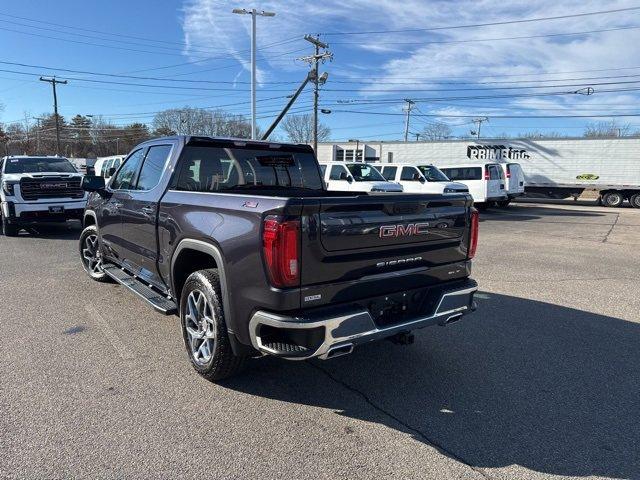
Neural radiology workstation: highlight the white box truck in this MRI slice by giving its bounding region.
[465,140,640,208]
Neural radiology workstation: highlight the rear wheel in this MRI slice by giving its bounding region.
[630,193,640,209]
[1,216,18,236]
[79,225,108,281]
[496,199,511,208]
[180,269,245,382]
[601,191,624,208]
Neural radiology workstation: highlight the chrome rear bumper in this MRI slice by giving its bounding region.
[249,280,477,360]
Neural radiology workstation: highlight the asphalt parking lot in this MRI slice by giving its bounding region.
[1,201,639,480]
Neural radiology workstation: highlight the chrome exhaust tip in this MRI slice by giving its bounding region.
[445,313,464,325]
[320,343,354,360]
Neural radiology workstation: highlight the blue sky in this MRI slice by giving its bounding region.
[1,0,640,141]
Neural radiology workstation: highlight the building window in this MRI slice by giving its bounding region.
[335,148,345,162]
[387,152,393,163]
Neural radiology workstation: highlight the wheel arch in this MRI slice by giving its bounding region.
[83,210,97,227]
[170,239,233,329]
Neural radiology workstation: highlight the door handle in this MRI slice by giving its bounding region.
[141,206,155,215]
[112,201,123,209]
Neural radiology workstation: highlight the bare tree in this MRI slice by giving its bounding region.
[281,114,330,143]
[519,131,566,139]
[421,122,452,141]
[152,107,255,138]
[584,120,631,138]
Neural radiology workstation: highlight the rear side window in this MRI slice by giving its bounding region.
[401,166,420,181]
[441,167,482,181]
[174,146,323,192]
[329,165,347,180]
[137,145,172,191]
[381,166,397,180]
[111,149,145,190]
[488,165,500,180]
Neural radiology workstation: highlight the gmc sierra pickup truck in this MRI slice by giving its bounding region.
[79,136,478,381]
[1,156,87,236]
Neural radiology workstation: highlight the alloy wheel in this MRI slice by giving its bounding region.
[82,234,103,275]
[185,290,217,365]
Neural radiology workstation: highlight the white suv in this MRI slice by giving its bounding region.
[372,163,468,194]
[0,156,88,236]
[319,162,403,193]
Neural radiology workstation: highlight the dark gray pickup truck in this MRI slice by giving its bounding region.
[79,136,478,381]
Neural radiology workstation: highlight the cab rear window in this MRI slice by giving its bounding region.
[173,146,323,192]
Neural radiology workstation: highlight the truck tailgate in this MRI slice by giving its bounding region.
[300,193,472,288]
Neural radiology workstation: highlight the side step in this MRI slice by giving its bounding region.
[102,264,177,315]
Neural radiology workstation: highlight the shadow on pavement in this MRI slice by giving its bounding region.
[7,221,82,240]
[479,204,607,222]
[223,292,640,479]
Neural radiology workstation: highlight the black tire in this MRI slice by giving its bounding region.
[475,203,489,211]
[601,191,624,208]
[2,216,19,236]
[630,193,640,209]
[496,199,511,208]
[180,269,245,381]
[79,225,109,282]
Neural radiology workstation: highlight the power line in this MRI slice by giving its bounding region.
[325,79,640,93]
[320,6,640,35]
[329,110,640,119]
[330,24,640,45]
[0,59,301,85]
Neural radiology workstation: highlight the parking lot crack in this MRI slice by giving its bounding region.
[308,362,492,479]
[602,213,620,243]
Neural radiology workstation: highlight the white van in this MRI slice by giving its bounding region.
[433,162,507,206]
[319,162,403,193]
[93,155,125,181]
[371,163,469,194]
[499,162,525,206]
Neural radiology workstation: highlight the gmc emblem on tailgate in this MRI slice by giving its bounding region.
[379,222,429,238]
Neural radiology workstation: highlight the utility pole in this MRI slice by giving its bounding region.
[233,8,275,140]
[403,99,415,142]
[472,117,488,139]
[300,35,332,153]
[33,116,44,153]
[39,76,67,154]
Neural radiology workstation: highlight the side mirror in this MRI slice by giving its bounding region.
[82,175,106,192]
[419,177,426,183]
[347,176,353,183]
[107,167,117,177]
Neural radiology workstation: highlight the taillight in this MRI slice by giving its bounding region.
[506,165,511,179]
[484,166,490,180]
[262,216,300,288]
[468,208,479,259]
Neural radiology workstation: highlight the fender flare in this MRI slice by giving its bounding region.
[170,238,234,332]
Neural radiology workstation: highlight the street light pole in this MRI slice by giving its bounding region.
[233,8,275,140]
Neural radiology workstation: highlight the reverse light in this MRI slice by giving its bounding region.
[468,208,479,259]
[262,216,300,288]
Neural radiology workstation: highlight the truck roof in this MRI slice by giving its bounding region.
[140,135,314,152]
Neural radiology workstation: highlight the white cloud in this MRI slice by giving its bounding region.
[182,0,640,119]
